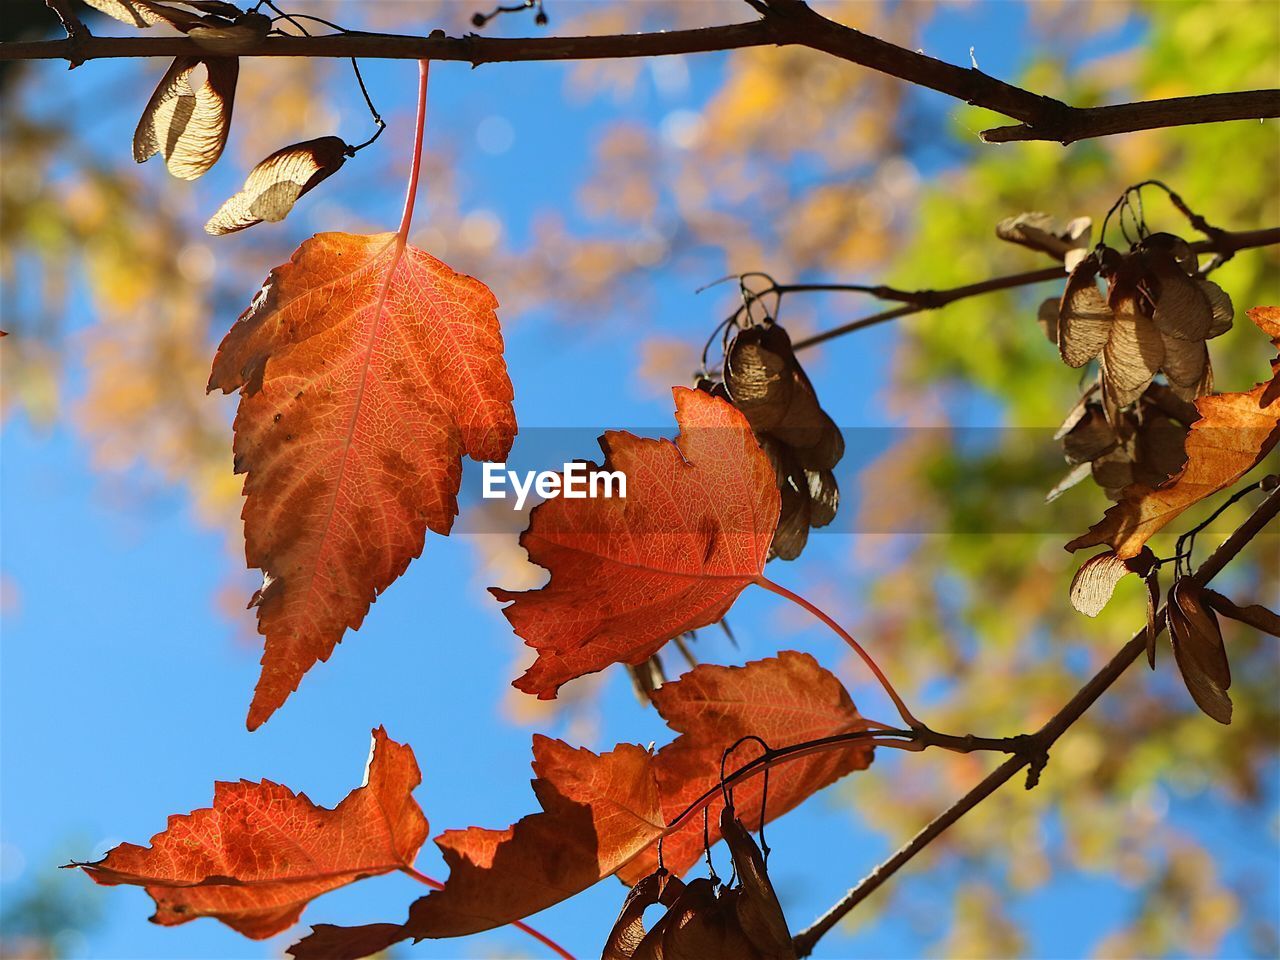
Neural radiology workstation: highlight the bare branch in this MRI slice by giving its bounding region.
[792,483,1280,957]
[983,90,1280,144]
[788,227,1280,351]
[2,2,1276,144]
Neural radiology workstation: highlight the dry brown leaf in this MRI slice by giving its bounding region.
[206,137,350,235]
[135,56,238,180]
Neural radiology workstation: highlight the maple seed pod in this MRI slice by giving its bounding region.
[83,0,206,30]
[609,812,797,959]
[1068,551,1130,617]
[995,210,1091,269]
[720,810,795,958]
[719,320,844,561]
[1058,255,1113,369]
[1167,578,1232,724]
[602,871,686,960]
[135,56,238,180]
[206,136,352,236]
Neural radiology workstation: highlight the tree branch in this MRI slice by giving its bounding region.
[792,483,1280,957]
[788,227,1280,351]
[2,2,1276,145]
[984,90,1280,144]
[41,0,87,40]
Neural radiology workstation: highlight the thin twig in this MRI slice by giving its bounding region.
[41,0,86,39]
[2,4,1276,145]
[787,227,1280,351]
[791,484,1280,957]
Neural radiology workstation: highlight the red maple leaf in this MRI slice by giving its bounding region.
[494,386,780,699]
[209,232,516,729]
[68,728,427,938]
[289,654,869,949]
[619,650,875,883]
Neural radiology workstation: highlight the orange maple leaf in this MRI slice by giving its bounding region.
[1066,306,1280,559]
[68,728,427,939]
[494,386,780,699]
[618,650,874,883]
[379,653,870,941]
[209,232,516,729]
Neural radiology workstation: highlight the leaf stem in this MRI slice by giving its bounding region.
[401,866,577,960]
[754,575,922,728]
[397,59,429,244]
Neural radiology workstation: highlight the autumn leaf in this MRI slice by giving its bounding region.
[209,231,516,729]
[409,736,663,939]
[135,56,238,180]
[1066,306,1280,559]
[68,728,427,939]
[289,922,406,960]
[617,649,874,883]
[494,386,778,699]
[206,136,351,235]
[398,653,870,940]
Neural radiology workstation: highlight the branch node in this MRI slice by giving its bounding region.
[1023,745,1049,790]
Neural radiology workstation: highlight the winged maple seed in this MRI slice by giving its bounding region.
[66,728,427,938]
[84,0,270,49]
[209,231,516,729]
[287,653,871,954]
[103,0,272,180]
[603,810,796,960]
[135,55,238,180]
[1066,306,1280,562]
[84,0,216,30]
[206,136,352,235]
[1068,548,1154,618]
[1052,233,1233,422]
[996,210,1092,272]
[704,318,844,561]
[1050,383,1194,503]
[494,386,779,699]
[1167,578,1233,724]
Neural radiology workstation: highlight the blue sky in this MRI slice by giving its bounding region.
[2,2,1275,958]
